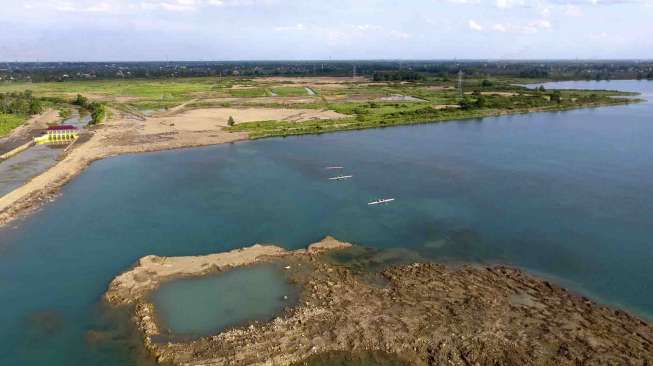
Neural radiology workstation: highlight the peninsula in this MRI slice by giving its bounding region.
[0,75,639,228]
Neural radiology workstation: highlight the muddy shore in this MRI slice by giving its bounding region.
[105,237,653,366]
[0,108,249,228]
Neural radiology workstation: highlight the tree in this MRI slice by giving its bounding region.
[481,79,494,87]
[550,90,562,104]
[89,102,107,125]
[538,85,546,92]
[28,99,43,115]
[227,116,235,126]
[475,95,486,108]
[73,94,88,107]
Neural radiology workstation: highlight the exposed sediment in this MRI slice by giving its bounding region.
[105,237,653,366]
[0,108,247,228]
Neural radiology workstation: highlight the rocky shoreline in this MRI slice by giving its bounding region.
[104,237,653,366]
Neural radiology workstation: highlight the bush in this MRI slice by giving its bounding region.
[89,102,107,125]
[73,94,88,107]
[459,97,475,110]
[227,116,235,126]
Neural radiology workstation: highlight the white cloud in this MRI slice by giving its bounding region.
[496,0,525,9]
[53,1,115,12]
[274,23,305,31]
[468,19,484,31]
[388,30,412,40]
[492,23,508,32]
[355,24,380,31]
[564,4,583,16]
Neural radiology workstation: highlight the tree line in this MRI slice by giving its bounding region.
[0,90,44,116]
[4,61,652,82]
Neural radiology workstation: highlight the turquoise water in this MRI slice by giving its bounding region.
[0,80,652,365]
[152,264,296,337]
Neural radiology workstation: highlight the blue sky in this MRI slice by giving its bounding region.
[1,0,652,61]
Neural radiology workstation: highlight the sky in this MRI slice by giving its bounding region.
[1,0,652,61]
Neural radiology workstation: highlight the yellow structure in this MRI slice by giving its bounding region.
[35,125,79,144]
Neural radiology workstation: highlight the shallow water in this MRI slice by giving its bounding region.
[0,111,91,197]
[0,80,652,365]
[152,264,296,337]
[0,144,62,196]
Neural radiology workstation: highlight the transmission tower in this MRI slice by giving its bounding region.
[458,69,464,98]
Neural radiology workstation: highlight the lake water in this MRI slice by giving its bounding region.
[152,264,296,337]
[0,80,652,365]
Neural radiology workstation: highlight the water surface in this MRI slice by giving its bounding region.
[153,264,296,337]
[0,80,652,365]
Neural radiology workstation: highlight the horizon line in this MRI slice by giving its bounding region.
[2,58,653,64]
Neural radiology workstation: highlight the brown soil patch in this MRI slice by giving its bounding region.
[432,104,460,110]
[153,108,345,129]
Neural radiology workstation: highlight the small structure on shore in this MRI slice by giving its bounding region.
[35,125,79,144]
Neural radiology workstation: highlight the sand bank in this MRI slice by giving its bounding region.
[105,236,351,305]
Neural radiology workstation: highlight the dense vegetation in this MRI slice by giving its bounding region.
[0,90,44,115]
[372,71,424,82]
[2,60,652,82]
[0,113,25,137]
[72,94,107,125]
[0,90,45,137]
[227,87,636,139]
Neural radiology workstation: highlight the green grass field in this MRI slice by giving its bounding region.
[0,76,640,139]
[270,87,309,97]
[0,113,27,137]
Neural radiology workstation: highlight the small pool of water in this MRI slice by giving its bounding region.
[152,264,297,337]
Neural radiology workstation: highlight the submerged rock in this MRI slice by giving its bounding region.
[104,237,653,365]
